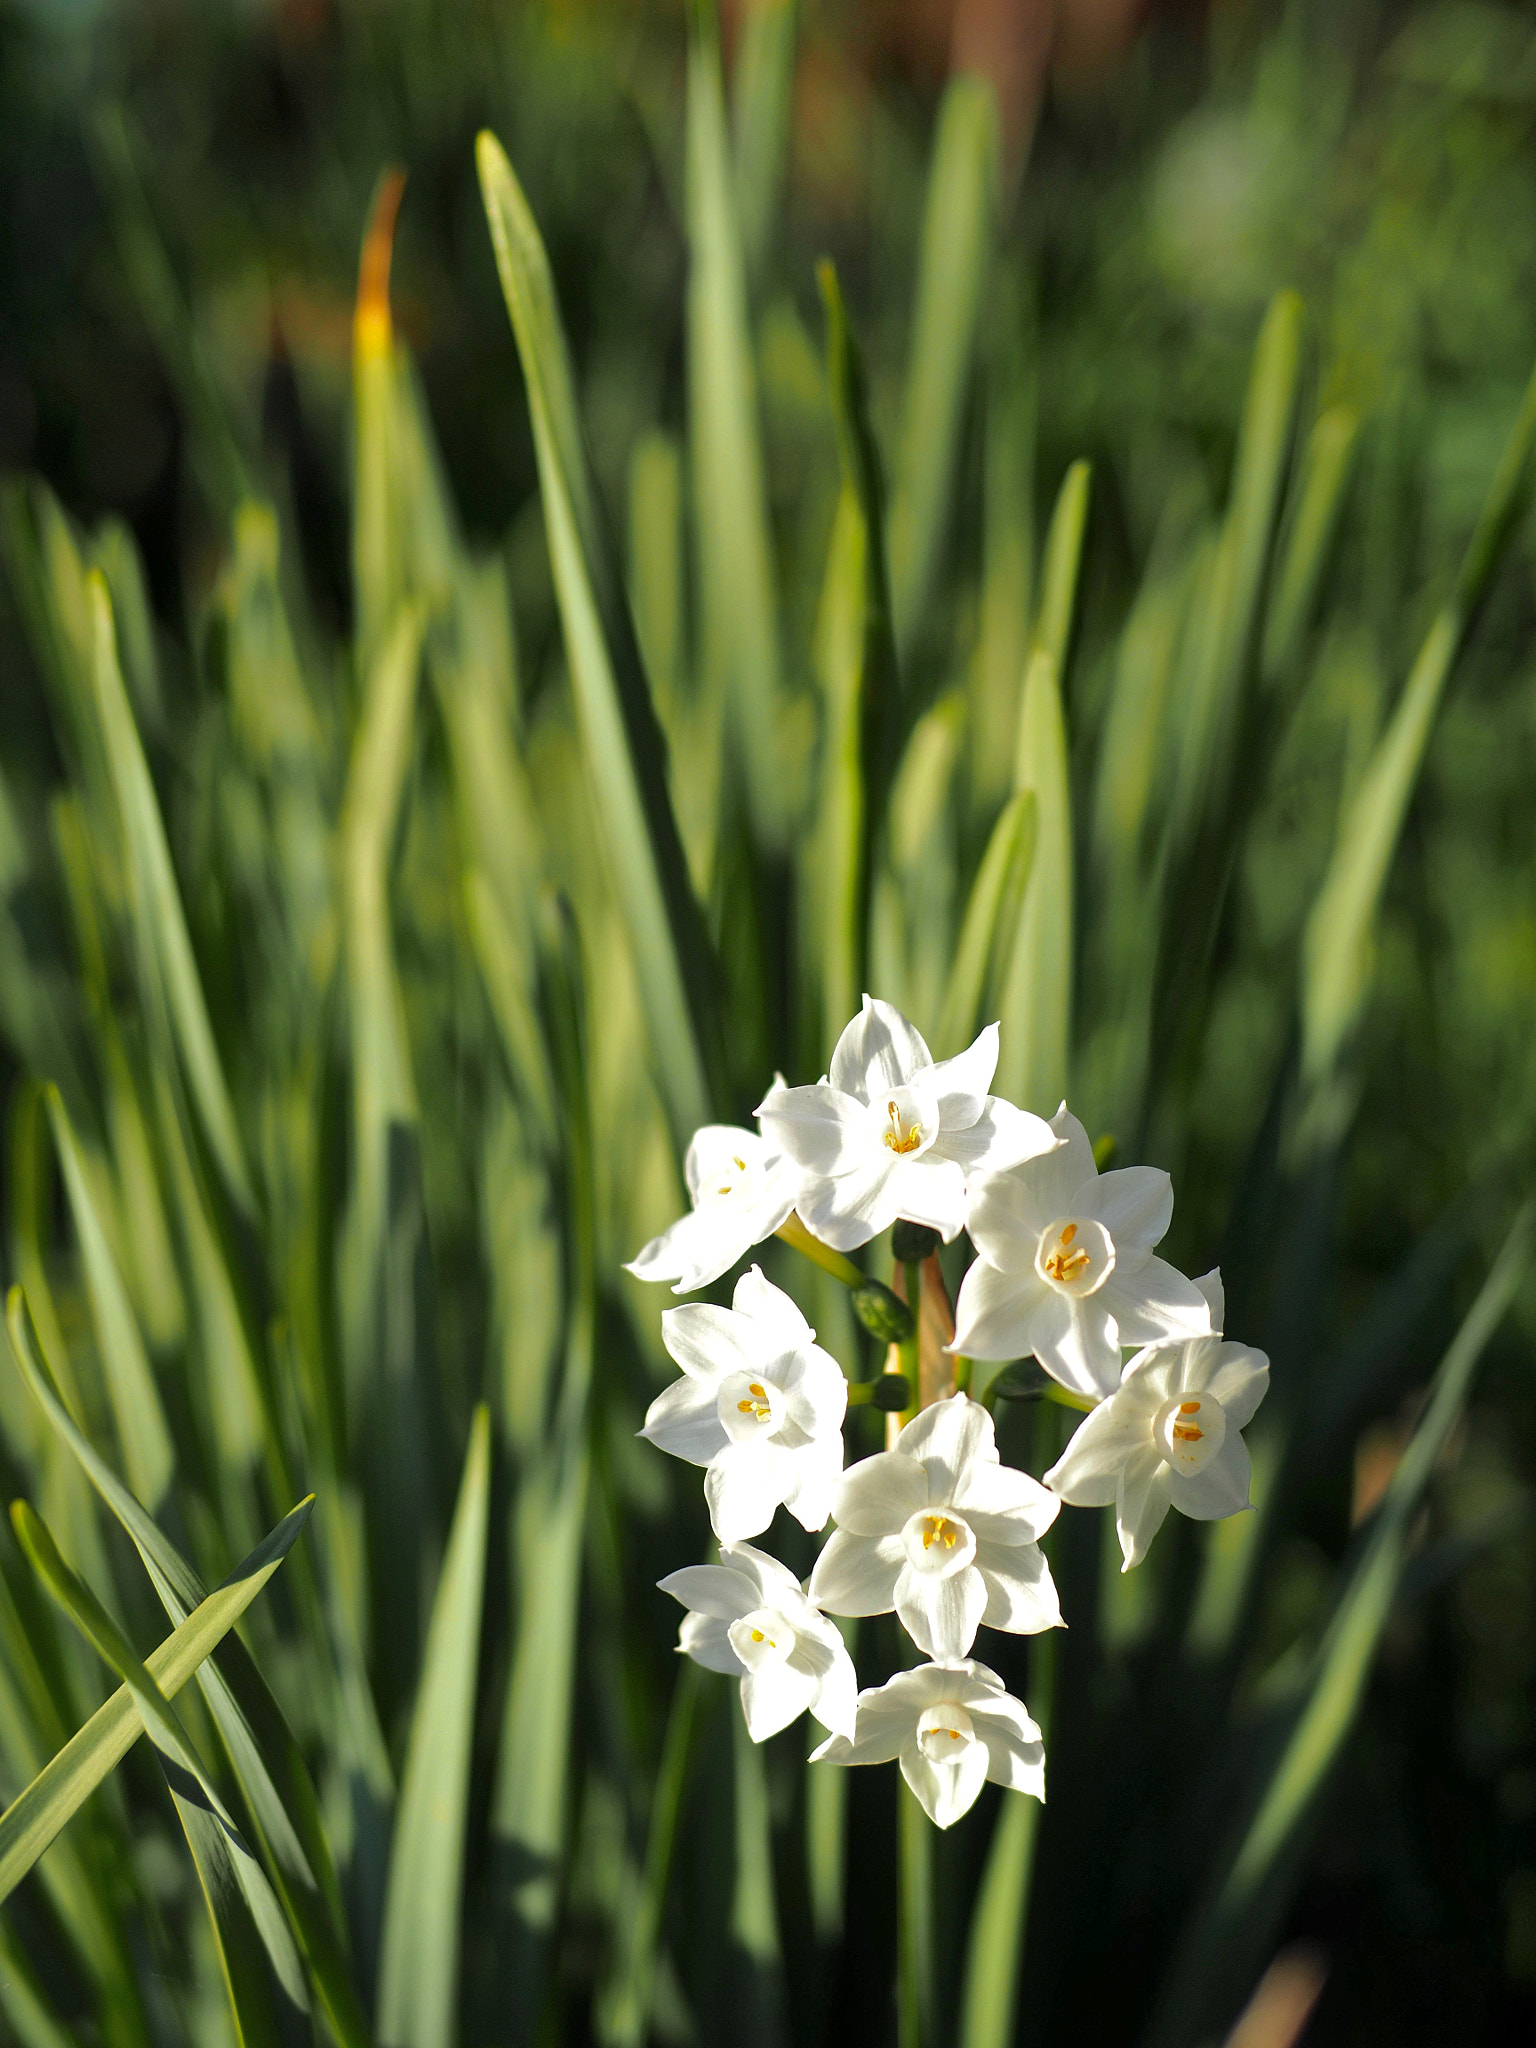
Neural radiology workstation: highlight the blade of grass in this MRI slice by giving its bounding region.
[12,1502,310,2042]
[968,268,1034,815]
[43,1086,174,1511]
[597,1661,702,2048]
[813,260,901,1059]
[1147,1203,1532,2047]
[0,1493,313,1904]
[934,790,1036,1057]
[377,1407,491,2048]
[85,573,258,1226]
[6,1288,368,2048]
[993,462,1090,1111]
[731,0,797,294]
[476,129,723,1144]
[1260,404,1360,688]
[888,73,998,665]
[1167,292,1304,857]
[688,0,787,845]
[1300,355,1536,1102]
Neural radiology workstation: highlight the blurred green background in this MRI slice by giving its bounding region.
[0,1,1535,2045]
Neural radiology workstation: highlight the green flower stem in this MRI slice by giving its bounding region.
[898,1261,921,1422]
[776,1212,862,1287]
[897,1772,934,2048]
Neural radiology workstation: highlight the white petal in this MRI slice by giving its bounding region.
[683,1126,769,1201]
[963,1167,1060,1272]
[951,1260,1046,1360]
[678,1611,747,1676]
[705,1445,789,1542]
[660,1302,768,1384]
[1193,1267,1225,1330]
[1097,1260,1213,1347]
[814,1666,947,1764]
[887,1155,969,1241]
[741,1660,821,1742]
[1046,1104,1098,1189]
[795,1158,903,1251]
[972,1704,1046,1800]
[640,1378,728,1465]
[806,1639,859,1741]
[1199,1344,1270,1430]
[938,1099,1058,1175]
[829,995,933,1103]
[896,1393,996,1500]
[780,1346,850,1440]
[952,1460,1061,1544]
[658,1562,755,1621]
[1030,1292,1122,1401]
[1116,1451,1173,1569]
[1043,1395,1156,1506]
[783,1438,844,1534]
[756,1083,868,1176]
[731,1266,815,1347]
[900,1742,990,1828]
[718,1541,804,1603]
[833,1451,928,1535]
[1084,1165,1172,1256]
[895,1560,987,1660]
[976,1543,1062,1634]
[809,1529,903,1616]
[1168,1435,1252,1520]
[916,1023,999,1128]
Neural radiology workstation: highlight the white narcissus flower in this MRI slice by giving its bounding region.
[626,1081,805,1295]
[641,1266,847,1542]
[808,1393,1060,1661]
[659,1543,857,1743]
[756,996,1055,1252]
[811,1660,1043,1828]
[1044,1271,1269,1570]
[952,1104,1212,1401]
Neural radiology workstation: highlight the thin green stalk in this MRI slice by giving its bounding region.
[897,1775,934,2048]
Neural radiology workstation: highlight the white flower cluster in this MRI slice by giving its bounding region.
[628,997,1269,1827]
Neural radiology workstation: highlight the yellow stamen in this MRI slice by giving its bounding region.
[736,1381,774,1422]
[883,1101,923,1155]
[1042,1223,1092,1283]
[921,1514,959,1551]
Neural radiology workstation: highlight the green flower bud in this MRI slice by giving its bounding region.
[851,1280,914,1344]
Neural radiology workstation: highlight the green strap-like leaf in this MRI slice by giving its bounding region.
[888,72,998,665]
[12,1501,309,2046]
[993,463,1090,1112]
[44,1086,174,1510]
[0,1492,313,1905]
[687,0,787,845]
[1147,1204,1532,2046]
[85,574,258,1226]
[934,790,1037,1058]
[476,129,723,1144]
[6,1287,367,2048]
[376,1406,492,2048]
[1300,353,1536,1097]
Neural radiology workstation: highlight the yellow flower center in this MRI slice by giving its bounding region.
[1171,1399,1204,1444]
[736,1382,774,1423]
[883,1101,923,1154]
[1042,1221,1091,1284]
[920,1513,960,1551]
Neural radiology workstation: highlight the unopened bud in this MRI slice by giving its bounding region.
[892,1220,942,1264]
[871,1373,912,1413]
[851,1280,914,1345]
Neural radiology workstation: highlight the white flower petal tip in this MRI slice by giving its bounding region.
[626,1124,805,1293]
[643,1272,847,1541]
[810,1392,1059,1661]
[757,998,1051,1252]
[1045,1325,1270,1570]
[814,1661,1044,1826]
[956,1110,1213,1398]
[660,1544,857,1741]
